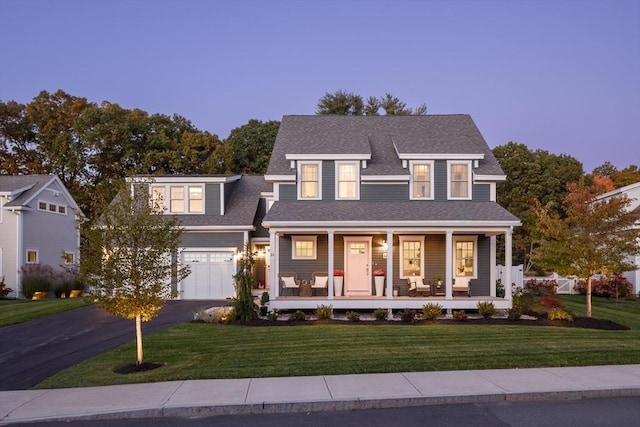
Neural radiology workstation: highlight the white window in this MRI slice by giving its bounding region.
[410,162,433,199]
[399,236,424,278]
[448,161,472,199]
[188,186,203,213]
[292,236,318,260]
[37,200,67,215]
[26,250,38,264]
[38,201,47,211]
[151,186,166,211]
[64,252,75,264]
[453,236,477,278]
[298,162,321,200]
[335,161,359,200]
[170,186,185,213]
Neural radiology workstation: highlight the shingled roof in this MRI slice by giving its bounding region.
[267,115,505,177]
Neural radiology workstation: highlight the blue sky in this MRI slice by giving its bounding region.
[1,0,638,173]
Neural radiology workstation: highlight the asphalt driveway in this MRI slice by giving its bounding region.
[0,300,223,391]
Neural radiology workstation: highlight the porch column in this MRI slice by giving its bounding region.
[270,230,279,298]
[505,227,513,303]
[386,231,393,299]
[445,230,453,300]
[328,230,335,299]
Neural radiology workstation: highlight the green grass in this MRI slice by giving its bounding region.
[36,295,640,389]
[557,294,640,329]
[0,298,89,327]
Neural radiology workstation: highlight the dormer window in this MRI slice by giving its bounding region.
[298,161,322,200]
[151,184,204,214]
[336,161,359,200]
[448,161,472,200]
[410,161,434,200]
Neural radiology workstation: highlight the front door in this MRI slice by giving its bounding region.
[344,237,372,296]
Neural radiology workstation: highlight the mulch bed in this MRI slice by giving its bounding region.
[113,362,164,374]
[230,316,630,330]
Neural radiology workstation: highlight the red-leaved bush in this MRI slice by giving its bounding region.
[574,274,632,298]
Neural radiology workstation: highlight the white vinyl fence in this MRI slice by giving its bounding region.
[496,265,577,294]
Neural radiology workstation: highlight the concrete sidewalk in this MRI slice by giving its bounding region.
[1,365,638,424]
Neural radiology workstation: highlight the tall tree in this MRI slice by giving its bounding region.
[83,180,190,366]
[533,179,640,317]
[224,119,280,174]
[493,142,584,272]
[317,91,427,116]
[0,100,35,174]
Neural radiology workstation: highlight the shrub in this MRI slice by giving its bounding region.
[260,291,270,307]
[452,310,468,321]
[512,287,535,313]
[399,308,417,323]
[574,274,633,298]
[477,301,496,318]
[538,295,564,311]
[346,311,360,322]
[507,308,522,321]
[373,308,388,321]
[524,279,557,296]
[495,279,505,298]
[289,310,306,322]
[21,264,57,298]
[422,303,443,320]
[0,277,13,298]
[315,304,333,320]
[548,308,574,321]
[266,309,279,321]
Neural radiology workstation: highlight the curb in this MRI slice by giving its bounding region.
[4,387,639,425]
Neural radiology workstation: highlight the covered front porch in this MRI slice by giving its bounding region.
[266,225,516,312]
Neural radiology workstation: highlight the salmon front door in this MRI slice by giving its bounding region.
[344,237,372,296]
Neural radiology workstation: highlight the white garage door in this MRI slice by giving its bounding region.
[181,252,235,299]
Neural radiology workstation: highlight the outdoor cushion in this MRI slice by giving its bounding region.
[282,276,298,288]
[312,276,328,288]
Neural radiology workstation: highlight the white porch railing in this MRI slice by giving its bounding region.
[496,265,577,294]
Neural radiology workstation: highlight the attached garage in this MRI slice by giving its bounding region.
[180,251,236,299]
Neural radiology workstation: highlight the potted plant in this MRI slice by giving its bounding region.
[435,275,443,288]
[260,291,269,316]
[373,269,385,296]
[333,269,344,296]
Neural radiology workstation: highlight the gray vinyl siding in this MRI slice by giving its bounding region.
[279,184,296,201]
[181,231,244,248]
[223,181,235,209]
[251,198,269,238]
[206,183,222,215]
[474,236,491,296]
[473,184,490,202]
[425,235,446,285]
[323,161,334,200]
[434,160,448,201]
[361,184,409,202]
[0,201,19,290]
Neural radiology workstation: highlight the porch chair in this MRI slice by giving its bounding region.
[279,272,300,296]
[311,272,329,296]
[407,277,431,297]
[453,277,471,297]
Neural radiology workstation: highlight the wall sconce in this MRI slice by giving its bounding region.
[382,240,388,259]
[257,249,265,258]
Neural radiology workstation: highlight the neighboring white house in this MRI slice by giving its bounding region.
[595,181,640,295]
[0,175,85,298]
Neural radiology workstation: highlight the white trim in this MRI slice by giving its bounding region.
[335,161,360,200]
[181,225,255,231]
[130,175,241,183]
[447,160,473,200]
[474,174,506,182]
[343,236,373,296]
[409,161,435,200]
[63,252,76,264]
[397,153,484,161]
[399,235,425,279]
[292,235,318,260]
[361,175,409,182]
[453,235,478,279]
[265,175,296,182]
[263,220,521,229]
[286,153,371,161]
[37,199,68,216]
[21,176,85,220]
[220,183,225,216]
[297,161,322,200]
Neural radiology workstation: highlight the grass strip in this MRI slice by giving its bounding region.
[0,298,89,327]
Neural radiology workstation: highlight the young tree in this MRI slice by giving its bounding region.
[533,179,640,317]
[82,180,190,367]
[229,244,258,321]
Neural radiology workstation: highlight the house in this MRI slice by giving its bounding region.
[595,181,640,295]
[0,175,85,298]
[125,175,271,300]
[263,115,521,311]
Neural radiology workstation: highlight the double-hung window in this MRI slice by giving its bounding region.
[151,185,204,213]
[410,162,433,199]
[399,236,424,278]
[336,161,359,200]
[298,162,321,200]
[448,161,472,199]
[188,186,203,213]
[453,236,477,278]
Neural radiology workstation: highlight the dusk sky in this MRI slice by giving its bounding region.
[1,0,638,173]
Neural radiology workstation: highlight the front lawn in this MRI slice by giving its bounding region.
[35,295,640,389]
[0,298,89,327]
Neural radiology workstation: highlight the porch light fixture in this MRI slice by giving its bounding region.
[382,240,388,258]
